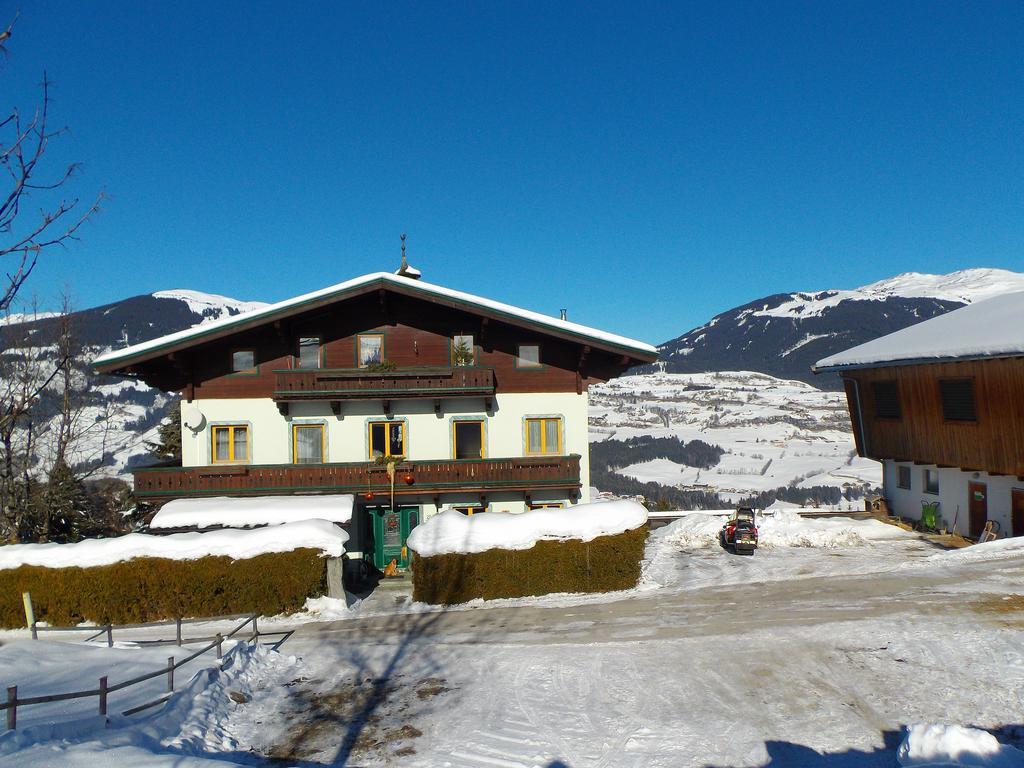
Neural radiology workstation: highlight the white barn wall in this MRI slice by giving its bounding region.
[883,459,1020,537]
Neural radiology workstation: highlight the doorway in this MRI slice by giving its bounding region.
[1012,489,1024,538]
[968,482,988,538]
[367,506,419,571]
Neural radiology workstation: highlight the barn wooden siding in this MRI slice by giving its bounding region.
[842,356,1024,477]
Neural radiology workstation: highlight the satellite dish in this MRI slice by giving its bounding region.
[182,406,205,432]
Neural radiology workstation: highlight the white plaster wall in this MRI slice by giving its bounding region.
[883,459,1021,537]
[181,392,591,502]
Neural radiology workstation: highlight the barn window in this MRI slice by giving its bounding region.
[939,379,976,422]
[871,381,901,420]
[924,468,940,495]
[897,465,911,490]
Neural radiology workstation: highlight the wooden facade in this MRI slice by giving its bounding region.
[134,455,583,501]
[104,290,642,400]
[840,356,1024,477]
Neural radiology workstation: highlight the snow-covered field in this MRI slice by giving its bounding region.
[590,371,881,500]
[5,511,1024,767]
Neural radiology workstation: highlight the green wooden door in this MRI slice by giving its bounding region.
[369,506,418,570]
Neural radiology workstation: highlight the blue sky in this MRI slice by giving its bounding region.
[6,1,1023,343]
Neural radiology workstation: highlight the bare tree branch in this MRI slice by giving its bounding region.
[0,44,103,313]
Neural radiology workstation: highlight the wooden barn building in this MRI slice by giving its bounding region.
[813,290,1024,539]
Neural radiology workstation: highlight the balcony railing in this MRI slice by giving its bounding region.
[133,455,581,501]
[272,366,496,402]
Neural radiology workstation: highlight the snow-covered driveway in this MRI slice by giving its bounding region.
[4,515,1023,767]
[248,518,1024,767]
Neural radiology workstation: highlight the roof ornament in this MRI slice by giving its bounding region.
[395,233,422,280]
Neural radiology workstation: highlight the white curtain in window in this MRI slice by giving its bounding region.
[543,419,559,453]
[527,420,543,453]
[232,427,248,461]
[296,426,322,463]
[215,429,231,461]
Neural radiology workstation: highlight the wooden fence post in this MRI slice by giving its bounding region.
[250,615,258,642]
[98,676,108,716]
[167,657,175,692]
[215,633,223,659]
[176,618,182,646]
[22,593,34,638]
[106,625,113,648]
[6,686,16,730]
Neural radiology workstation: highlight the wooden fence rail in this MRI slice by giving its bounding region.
[3,613,259,731]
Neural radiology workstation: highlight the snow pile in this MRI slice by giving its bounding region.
[661,509,912,550]
[150,494,355,530]
[0,519,348,570]
[898,724,1024,767]
[922,536,1024,566]
[407,500,648,557]
[0,639,294,767]
[816,289,1024,370]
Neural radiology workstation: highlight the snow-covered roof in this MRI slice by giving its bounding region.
[95,272,657,370]
[814,290,1024,372]
[149,494,355,530]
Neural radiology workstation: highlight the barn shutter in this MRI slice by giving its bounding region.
[939,379,976,422]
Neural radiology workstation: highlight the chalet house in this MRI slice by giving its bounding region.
[94,259,657,570]
[813,291,1024,539]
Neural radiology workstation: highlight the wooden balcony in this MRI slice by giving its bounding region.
[133,455,582,502]
[272,366,495,409]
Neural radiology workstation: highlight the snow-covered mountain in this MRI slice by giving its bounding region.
[2,290,269,479]
[653,268,1024,389]
[4,268,1019,499]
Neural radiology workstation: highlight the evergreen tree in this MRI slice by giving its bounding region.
[40,460,92,542]
[453,338,474,366]
[147,399,182,463]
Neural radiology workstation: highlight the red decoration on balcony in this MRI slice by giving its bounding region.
[404,474,415,485]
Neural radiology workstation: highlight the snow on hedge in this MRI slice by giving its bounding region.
[407,500,647,557]
[898,724,1024,767]
[661,509,914,550]
[150,494,355,530]
[0,519,348,570]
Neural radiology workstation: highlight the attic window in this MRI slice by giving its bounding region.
[871,381,901,420]
[297,336,321,369]
[516,344,541,368]
[232,350,256,373]
[939,379,976,422]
